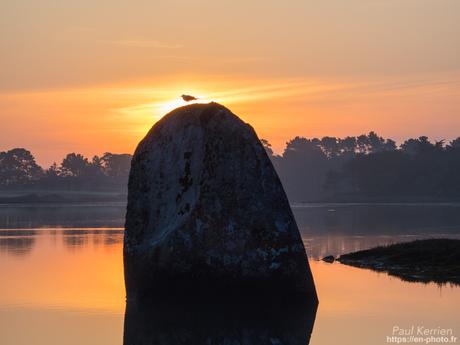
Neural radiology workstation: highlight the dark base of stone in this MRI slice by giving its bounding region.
[124,256,318,302]
[123,295,318,345]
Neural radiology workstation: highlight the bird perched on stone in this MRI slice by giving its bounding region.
[181,94,198,102]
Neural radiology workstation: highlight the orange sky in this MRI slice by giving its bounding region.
[1,0,460,166]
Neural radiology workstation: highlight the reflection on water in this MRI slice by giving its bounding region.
[0,236,35,256]
[2,229,459,262]
[0,203,459,345]
[124,299,317,345]
[0,229,124,255]
[2,203,460,260]
[63,234,88,249]
[304,233,460,260]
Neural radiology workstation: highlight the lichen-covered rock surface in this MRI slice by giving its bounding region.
[124,102,317,301]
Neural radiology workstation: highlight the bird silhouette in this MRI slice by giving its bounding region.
[181,94,198,102]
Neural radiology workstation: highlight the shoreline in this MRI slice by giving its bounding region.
[1,190,460,205]
[0,191,127,204]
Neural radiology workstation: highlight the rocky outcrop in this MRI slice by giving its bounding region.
[124,102,317,301]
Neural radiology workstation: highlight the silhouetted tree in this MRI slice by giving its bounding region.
[100,153,132,178]
[0,148,42,187]
[39,162,62,189]
[383,139,397,151]
[60,153,90,177]
[260,139,274,157]
[277,137,328,201]
[400,136,441,155]
[339,136,357,156]
[356,134,370,154]
[367,131,385,153]
[46,162,59,177]
[320,136,340,158]
[448,137,460,150]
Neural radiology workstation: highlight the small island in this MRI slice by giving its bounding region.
[338,239,460,285]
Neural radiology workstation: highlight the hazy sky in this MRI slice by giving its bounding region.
[1,0,460,166]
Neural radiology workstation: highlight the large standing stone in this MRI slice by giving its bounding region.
[124,102,317,301]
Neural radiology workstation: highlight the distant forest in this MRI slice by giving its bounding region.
[0,151,131,193]
[1,132,460,202]
[264,132,460,202]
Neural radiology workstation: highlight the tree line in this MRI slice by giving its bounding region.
[262,132,460,202]
[0,149,132,192]
[1,132,460,201]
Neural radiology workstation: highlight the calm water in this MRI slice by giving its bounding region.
[0,203,459,345]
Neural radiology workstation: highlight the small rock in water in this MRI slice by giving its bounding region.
[322,255,335,263]
[124,102,317,302]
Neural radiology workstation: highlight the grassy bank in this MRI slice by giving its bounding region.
[338,239,460,285]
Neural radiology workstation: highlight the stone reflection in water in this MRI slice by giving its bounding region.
[123,298,317,345]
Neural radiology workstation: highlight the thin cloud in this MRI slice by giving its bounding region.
[115,79,356,120]
[113,73,460,123]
